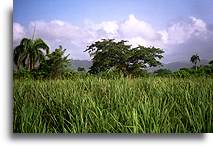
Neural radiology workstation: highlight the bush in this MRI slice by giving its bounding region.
[154,69,172,76]
[77,67,86,72]
[13,68,33,79]
[173,70,190,78]
[96,69,124,79]
[63,70,91,79]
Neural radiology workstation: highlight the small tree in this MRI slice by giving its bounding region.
[190,54,200,70]
[39,45,71,78]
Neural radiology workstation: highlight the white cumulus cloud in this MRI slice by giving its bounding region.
[13,15,213,62]
[160,17,207,45]
[119,14,161,41]
[13,22,26,46]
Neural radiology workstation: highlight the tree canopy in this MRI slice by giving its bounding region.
[85,39,164,76]
[39,45,71,78]
[14,37,213,79]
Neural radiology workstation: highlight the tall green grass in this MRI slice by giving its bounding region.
[13,77,213,133]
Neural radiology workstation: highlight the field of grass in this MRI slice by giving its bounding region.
[13,77,213,133]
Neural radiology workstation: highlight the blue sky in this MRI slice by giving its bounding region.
[13,0,213,62]
[14,0,213,27]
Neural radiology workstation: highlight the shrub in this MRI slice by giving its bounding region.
[173,69,190,78]
[13,68,33,79]
[154,69,172,76]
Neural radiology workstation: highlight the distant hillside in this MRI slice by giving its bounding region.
[70,60,92,71]
[163,62,192,71]
[150,59,209,72]
[71,59,210,72]
[163,59,209,71]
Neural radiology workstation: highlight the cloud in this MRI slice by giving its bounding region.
[119,14,161,41]
[160,17,207,45]
[160,17,213,63]
[29,20,94,42]
[28,20,97,59]
[13,15,213,62]
[97,21,119,36]
[13,23,26,46]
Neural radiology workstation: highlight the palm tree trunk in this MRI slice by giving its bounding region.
[17,62,20,71]
[30,61,33,71]
[28,59,32,71]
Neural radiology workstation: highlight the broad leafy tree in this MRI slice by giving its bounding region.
[85,39,164,76]
[85,39,131,74]
[127,45,164,75]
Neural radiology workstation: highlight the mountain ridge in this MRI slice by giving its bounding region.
[71,59,210,72]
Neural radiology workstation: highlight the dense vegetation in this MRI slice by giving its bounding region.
[13,37,213,133]
[85,39,164,76]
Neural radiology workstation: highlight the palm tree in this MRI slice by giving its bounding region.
[14,38,49,71]
[190,54,200,70]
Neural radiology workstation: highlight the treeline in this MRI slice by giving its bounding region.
[13,38,71,79]
[154,54,213,78]
[13,37,213,79]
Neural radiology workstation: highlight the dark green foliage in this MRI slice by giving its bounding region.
[96,69,125,79]
[84,39,131,74]
[13,38,49,71]
[173,65,213,78]
[190,54,200,70]
[129,45,164,68]
[173,69,191,78]
[12,37,213,133]
[77,67,86,72]
[13,39,72,79]
[209,60,213,65]
[63,70,92,79]
[39,45,71,79]
[168,56,213,78]
[13,37,213,80]
[154,69,172,76]
[85,39,164,76]
[13,68,33,79]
